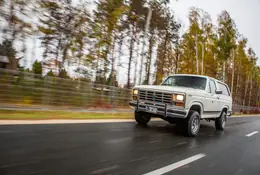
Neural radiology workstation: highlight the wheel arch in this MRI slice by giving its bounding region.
[221,105,230,114]
[188,102,204,118]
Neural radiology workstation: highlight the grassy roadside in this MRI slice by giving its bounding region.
[0,110,259,120]
[0,110,133,120]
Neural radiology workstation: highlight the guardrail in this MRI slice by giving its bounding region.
[0,68,259,114]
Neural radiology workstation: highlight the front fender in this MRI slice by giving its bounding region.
[187,101,204,115]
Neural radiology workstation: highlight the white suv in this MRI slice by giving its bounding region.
[130,74,232,137]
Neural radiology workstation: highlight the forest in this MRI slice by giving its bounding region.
[0,0,259,108]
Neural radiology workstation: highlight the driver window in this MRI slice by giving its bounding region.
[209,80,217,94]
[164,78,175,86]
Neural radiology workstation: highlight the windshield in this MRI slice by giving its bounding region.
[161,76,207,90]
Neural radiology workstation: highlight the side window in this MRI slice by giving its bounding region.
[206,81,211,93]
[217,82,230,96]
[209,80,217,94]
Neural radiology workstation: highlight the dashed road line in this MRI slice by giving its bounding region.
[90,165,120,174]
[245,131,259,137]
[143,153,206,175]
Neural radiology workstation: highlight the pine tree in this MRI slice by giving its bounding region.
[216,10,237,82]
[32,60,42,75]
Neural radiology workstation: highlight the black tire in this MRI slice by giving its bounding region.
[215,111,227,131]
[183,110,201,137]
[135,111,151,125]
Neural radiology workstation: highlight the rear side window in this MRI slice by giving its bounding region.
[217,82,230,96]
[209,80,217,94]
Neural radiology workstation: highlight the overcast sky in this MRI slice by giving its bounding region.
[170,0,260,64]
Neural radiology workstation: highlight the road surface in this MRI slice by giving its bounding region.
[0,116,260,175]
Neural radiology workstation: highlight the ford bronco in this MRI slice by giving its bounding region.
[130,74,232,137]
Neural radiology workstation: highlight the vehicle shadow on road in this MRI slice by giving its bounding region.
[134,121,225,139]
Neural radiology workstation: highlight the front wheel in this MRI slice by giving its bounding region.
[135,111,151,125]
[215,111,227,131]
[183,110,201,137]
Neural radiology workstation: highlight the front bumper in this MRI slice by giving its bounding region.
[129,101,187,118]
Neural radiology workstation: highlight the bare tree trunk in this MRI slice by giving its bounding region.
[195,33,199,74]
[223,61,226,82]
[116,33,124,82]
[61,44,69,71]
[234,55,241,104]
[56,38,61,72]
[231,49,235,96]
[139,35,145,85]
[127,27,135,88]
[243,74,250,107]
[257,86,260,108]
[110,37,116,86]
[155,32,168,85]
[201,43,204,75]
[248,76,253,107]
[133,39,140,85]
[175,46,179,74]
[144,34,154,85]
[95,48,101,83]
[138,7,152,85]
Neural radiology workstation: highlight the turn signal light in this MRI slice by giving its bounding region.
[176,102,184,107]
[133,96,137,101]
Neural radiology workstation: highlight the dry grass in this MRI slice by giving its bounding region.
[0,110,133,120]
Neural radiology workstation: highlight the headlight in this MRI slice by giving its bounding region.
[133,89,138,95]
[173,94,184,101]
[176,94,184,101]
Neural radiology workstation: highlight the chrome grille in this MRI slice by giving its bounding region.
[139,90,172,104]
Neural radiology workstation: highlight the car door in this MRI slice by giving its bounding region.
[216,81,232,114]
[207,79,221,118]
[202,79,219,118]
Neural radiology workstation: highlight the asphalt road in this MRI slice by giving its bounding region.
[0,117,260,175]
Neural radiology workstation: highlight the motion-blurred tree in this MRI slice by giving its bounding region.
[154,7,180,85]
[32,60,42,75]
[123,0,146,88]
[38,0,90,74]
[0,0,33,67]
[143,0,173,85]
[89,0,127,86]
[46,70,54,77]
[0,39,19,70]
[58,69,69,79]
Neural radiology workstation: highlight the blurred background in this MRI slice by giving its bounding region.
[0,0,259,114]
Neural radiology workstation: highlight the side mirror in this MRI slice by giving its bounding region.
[216,90,222,94]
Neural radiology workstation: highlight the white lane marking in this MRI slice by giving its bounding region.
[90,165,119,174]
[143,153,206,175]
[245,131,259,137]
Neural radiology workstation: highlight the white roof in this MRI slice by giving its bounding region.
[168,74,209,79]
[0,56,9,63]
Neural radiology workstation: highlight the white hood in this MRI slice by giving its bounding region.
[134,85,196,93]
